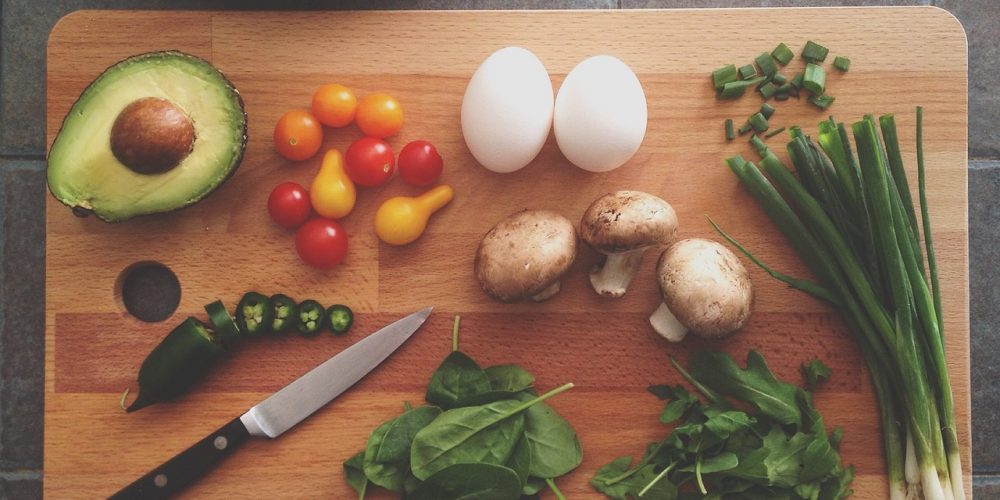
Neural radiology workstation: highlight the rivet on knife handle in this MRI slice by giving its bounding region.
[109,417,250,500]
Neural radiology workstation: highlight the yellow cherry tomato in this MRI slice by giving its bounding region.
[374,185,454,245]
[310,150,356,219]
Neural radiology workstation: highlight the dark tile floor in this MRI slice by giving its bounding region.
[2,0,997,497]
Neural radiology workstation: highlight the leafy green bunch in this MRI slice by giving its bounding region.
[591,351,853,500]
[344,317,582,499]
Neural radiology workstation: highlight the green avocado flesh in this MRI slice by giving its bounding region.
[47,51,247,222]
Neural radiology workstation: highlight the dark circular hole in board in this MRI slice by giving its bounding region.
[120,263,181,322]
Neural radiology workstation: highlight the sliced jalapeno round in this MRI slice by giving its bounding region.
[296,299,326,336]
[205,299,240,349]
[269,294,298,334]
[326,304,354,335]
[236,291,273,337]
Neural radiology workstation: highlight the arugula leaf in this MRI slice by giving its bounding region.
[343,451,368,499]
[678,452,739,473]
[690,351,801,427]
[703,408,755,439]
[425,351,493,409]
[801,359,832,390]
[762,429,813,488]
[653,385,699,424]
[591,456,678,500]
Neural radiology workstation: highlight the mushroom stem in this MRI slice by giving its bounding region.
[649,302,689,342]
[530,281,562,302]
[590,249,647,298]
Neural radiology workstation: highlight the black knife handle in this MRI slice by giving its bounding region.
[109,417,251,500]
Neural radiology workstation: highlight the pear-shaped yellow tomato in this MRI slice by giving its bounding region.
[374,185,454,245]
[310,149,356,219]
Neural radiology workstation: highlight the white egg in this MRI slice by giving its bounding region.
[461,47,554,174]
[554,55,647,172]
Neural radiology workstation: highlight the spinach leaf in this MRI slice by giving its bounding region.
[425,351,493,409]
[485,364,535,392]
[522,476,545,496]
[690,351,801,428]
[362,405,441,491]
[410,400,527,480]
[506,434,532,488]
[342,451,368,499]
[407,463,522,500]
[513,393,582,478]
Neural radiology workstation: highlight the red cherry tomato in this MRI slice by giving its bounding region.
[397,140,444,186]
[267,182,312,228]
[295,218,349,269]
[345,136,395,188]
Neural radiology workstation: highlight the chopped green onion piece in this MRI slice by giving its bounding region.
[712,64,739,89]
[738,121,753,135]
[810,94,835,109]
[738,64,757,80]
[803,63,826,95]
[717,76,766,99]
[775,92,790,101]
[749,134,767,154]
[760,103,776,119]
[801,40,829,62]
[790,72,805,89]
[759,82,778,100]
[772,73,787,86]
[771,42,794,65]
[748,112,769,132]
[755,52,778,76]
[789,125,802,138]
[725,119,735,141]
[834,55,851,71]
[764,126,786,138]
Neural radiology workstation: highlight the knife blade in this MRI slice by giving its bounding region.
[110,307,433,500]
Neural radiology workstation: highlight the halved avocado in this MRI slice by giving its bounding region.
[47,51,247,222]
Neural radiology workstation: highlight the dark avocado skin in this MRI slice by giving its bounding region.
[47,50,248,223]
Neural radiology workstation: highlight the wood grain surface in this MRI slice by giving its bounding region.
[45,8,969,499]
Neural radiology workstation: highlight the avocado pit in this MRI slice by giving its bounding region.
[110,97,195,175]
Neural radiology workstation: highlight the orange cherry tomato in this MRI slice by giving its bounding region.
[312,84,357,128]
[274,110,323,161]
[356,93,403,138]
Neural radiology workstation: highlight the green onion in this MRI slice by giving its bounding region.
[791,72,805,89]
[717,76,767,99]
[771,42,794,65]
[764,126,786,138]
[834,56,851,72]
[759,82,778,100]
[738,64,757,80]
[738,121,753,135]
[810,94,836,109]
[749,134,767,154]
[725,119,735,141]
[755,52,778,76]
[801,40,829,62]
[748,112,769,132]
[803,63,826,95]
[711,64,739,89]
[718,110,966,500]
[772,73,787,85]
[760,103,776,119]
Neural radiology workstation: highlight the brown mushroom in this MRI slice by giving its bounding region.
[649,238,754,342]
[580,190,677,298]
[475,209,577,302]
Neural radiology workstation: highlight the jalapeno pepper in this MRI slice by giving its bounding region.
[296,299,325,336]
[236,292,273,337]
[326,304,354,335]
[270,294,298,334]
[205,299,241,349]
[126,317,224,412]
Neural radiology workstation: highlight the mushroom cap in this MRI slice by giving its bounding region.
[475,209,577,302]
[580,190,678,254]
[656,238,753,338]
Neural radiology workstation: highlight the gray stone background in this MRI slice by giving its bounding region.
[1,0,996,498]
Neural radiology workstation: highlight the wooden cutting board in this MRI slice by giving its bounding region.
[45,8,969,499]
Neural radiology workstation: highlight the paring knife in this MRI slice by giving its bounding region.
[110,307,433,500]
